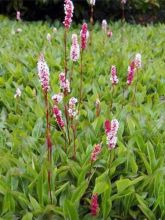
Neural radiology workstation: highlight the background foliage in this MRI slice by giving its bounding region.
[0,0,165,22]
[0,15,165,219]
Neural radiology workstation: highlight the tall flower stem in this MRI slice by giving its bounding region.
[44,92,52,204]
[64,104,71,145]
[64,28,68,79]
[63,28,71,145]
[132,69,139,105]
[122,84,125,108]
[110,85,114,111]
[70,62,74,84]
[79,50,83,109]
[71,119,76,160]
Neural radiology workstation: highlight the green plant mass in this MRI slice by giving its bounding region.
[0,13,165,219]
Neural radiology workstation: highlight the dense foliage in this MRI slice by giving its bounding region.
[0,0,165,22]
[0,16,165,219]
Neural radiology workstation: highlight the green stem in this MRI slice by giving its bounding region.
[45,92,52,204]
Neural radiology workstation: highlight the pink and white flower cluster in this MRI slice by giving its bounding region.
[127,53,142,85]
[14,88,21,98]
[89,0,96,6]
[46,33,51,42]
[104,119,119,149]
[107,30,113,38]
[37,54,50,92]
[59,72,70,93]
[63,0,74,29]
[91,144,102,161]
[52,93,63,104]
[53,105,65,128]
[110,65,119,85]
[121,0,127,4]
[134,53,142,69]
[16,11,21,21]
[68,97,78,118]
[70,34,80,62]
[80,23,89,50]
[102,20,107,33]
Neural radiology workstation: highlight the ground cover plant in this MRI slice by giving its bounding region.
[0,1,165,219]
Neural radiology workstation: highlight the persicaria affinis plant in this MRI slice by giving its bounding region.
[37,54,50,92]
[90,193,99,216]
[16,11,21,21]
[52,93,63,104]
[135,53,142,69]
[80,23,89,50]
[127,60,135,85]
[68,97,78,119]
[70,34,80,62]
[14,88,21,98]
[107,30,113,38]
[110,65,119,85]
[89,0,96,6]
[53,105,65,129]
[63,0,74,29]
[59,72,70,94]
[102,19,107,33]
[104,119,119,149]
[91,144,102,161]
[121,0,127,4]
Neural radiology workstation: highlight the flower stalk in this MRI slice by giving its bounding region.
[37,54,52,203]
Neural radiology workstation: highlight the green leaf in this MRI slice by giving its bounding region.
[29,195,41,211]
[22,212,33,220]
[63,200,79,220]
[136,194,156,220]
[93,181,109,195]
[71,181,88,204]
[32,118,43,139]
[54,182,70,197]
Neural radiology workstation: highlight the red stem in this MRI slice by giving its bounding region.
[79,50,83,109]
[64,28,67,79]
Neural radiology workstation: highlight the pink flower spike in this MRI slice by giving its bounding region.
[134,53,142,69]
[121,0,127,4]
[46,33,51,42]
[104,120,111,134]
[59,72,70,94]
[110,65,119,85]
[90,0,96,6]
[111,119,119,136]
[127,61,135,85]
[52,93,63,104]
[68,97,78,119]
[70,34,80,62]
[14,88,21,98]
[37,54,50,92]
[107,31,113,38]
[63,0,74,29]
[105,119,119,150]
[90,194,99,216]
[16,11,21,21]
[102,19,107,33]
[91,144,102,161]
[53,105,65,128]
[80,23,89,50]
